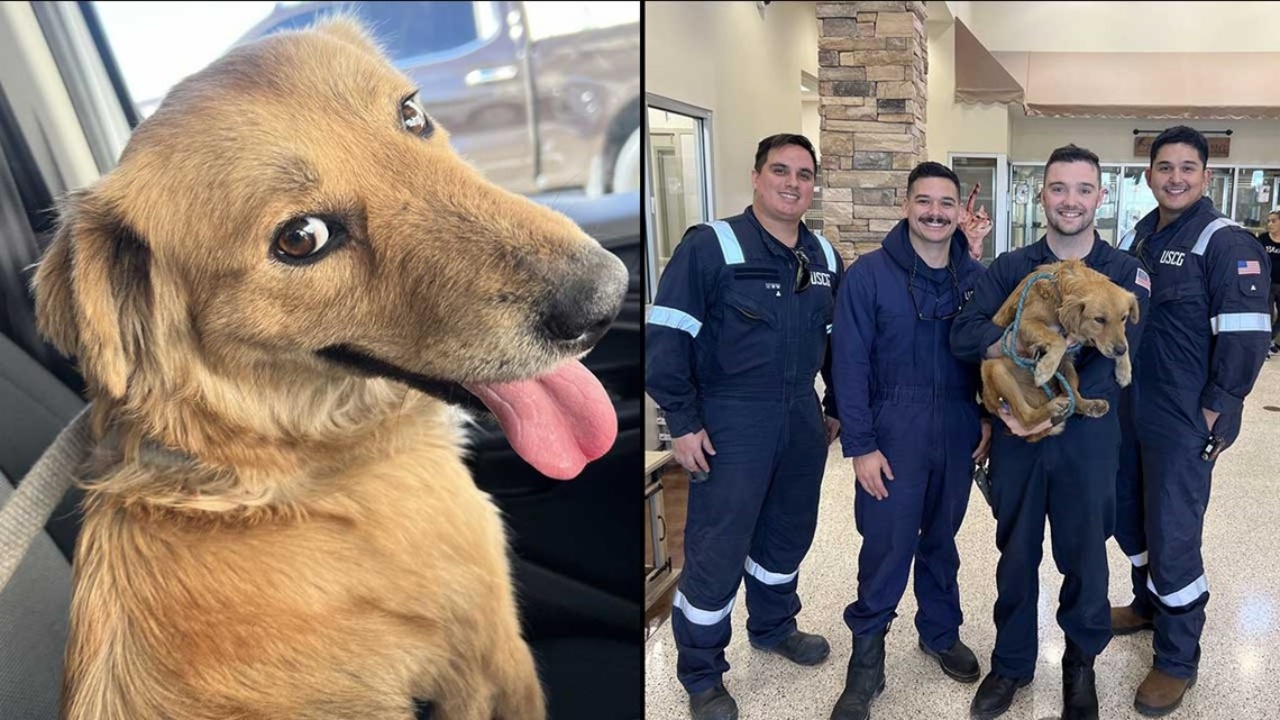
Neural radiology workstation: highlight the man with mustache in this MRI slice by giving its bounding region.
[1111,126,1270,716]
[827,161,991,720]
[646,134,843,720]
[951,144,1149,720]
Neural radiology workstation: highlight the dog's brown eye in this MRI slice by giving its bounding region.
[401,96,433,138]
[1095,316,1107,324]
[273,216,336,263]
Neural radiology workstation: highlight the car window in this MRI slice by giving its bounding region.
[258,8,324,35]
[92,1,640,197]
[358,1,488,57]
[524,1,638,41]
[261,2,498,59]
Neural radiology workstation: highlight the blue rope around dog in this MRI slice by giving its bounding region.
[999,271,1077,419]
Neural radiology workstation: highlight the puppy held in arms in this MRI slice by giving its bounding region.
[33,17,627,720]
[980,259,1139,443]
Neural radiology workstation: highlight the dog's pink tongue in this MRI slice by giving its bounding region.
[465,360,616,480]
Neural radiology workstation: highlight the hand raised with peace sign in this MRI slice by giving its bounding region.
[959,183,992,261]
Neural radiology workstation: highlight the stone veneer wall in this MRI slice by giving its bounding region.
[817,1,928,263]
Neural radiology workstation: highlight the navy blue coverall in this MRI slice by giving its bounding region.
[950,234,1149,680]
[832,221,985,652]
[1115,197,1271,679]
[645,207,844,694]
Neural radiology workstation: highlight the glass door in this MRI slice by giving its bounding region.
[644,95,712,451]
[1120,166,1158,240]
[950,153,1009,262]
[1208,172,1231,216]
[645,97,712,302]
[1010,163,1043,252]
[1232,167,1280,235]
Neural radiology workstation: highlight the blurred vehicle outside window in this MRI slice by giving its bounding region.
[93,1,640,197]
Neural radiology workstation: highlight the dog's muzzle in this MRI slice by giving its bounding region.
[316,345,487,412]
[537,246,629,351]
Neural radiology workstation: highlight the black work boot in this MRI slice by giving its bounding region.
[1061,638,1099,720]
[829,631,886,720]
[919,638,981,683]
[750,629,831,666]
[970,671,1031,719]
[689,682,738,720]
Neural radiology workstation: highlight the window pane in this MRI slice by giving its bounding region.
[1096,165,1121,245]
[1232,168,1280,235]
[1120,166,1158,239]
[358,1,480,57]
[1010,164,1043,252]
[805,162,823,234]
[93,1,279,117]
[1208,172,1231,216]
[92,1,639,198]
[647,106,707,285]
[952,156,997,261]
[526,2,639,41]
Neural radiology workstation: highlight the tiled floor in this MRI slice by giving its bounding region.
[645,361,1280,719]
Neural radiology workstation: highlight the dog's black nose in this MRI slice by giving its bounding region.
[540,246,628,347]
[1112,344,1128,356]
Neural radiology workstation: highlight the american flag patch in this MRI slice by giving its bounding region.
[1135,267,1151,292]
[1238,260,1262,275]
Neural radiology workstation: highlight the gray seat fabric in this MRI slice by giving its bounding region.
[0,473,70,719]
[0,331,81,716]
[0,333,86,560]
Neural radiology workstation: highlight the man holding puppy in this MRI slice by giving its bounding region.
[950,145,1149,720]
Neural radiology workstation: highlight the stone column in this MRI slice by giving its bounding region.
[817,1,928,264]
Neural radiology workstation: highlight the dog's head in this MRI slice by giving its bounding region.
[32,18,627,480]
[1053,260,1140,359]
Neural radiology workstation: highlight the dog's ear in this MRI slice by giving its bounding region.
[1058,297,1086,334]
[33,195,153,399]
[1127,292,1141,325]
[311,15,385,59]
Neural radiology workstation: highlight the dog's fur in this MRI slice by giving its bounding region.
[33,18,627,720]
[980,259,1139,442]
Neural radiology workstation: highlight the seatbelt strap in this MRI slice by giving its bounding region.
[0,404,92,591]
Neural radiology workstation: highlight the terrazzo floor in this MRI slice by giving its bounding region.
[644,360,1280,719]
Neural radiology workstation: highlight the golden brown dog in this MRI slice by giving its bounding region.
[980,259,1139,442]
[33,17,628,720]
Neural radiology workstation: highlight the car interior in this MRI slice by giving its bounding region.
[0,2,642,718]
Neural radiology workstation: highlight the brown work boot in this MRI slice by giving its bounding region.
[1111,605,1154,636]
[1134,668,1196,717]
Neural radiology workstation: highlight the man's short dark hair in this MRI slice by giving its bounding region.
[1149,126,1209,167]
[907,161,961,197]
[754,134,818,175]
[1045,144,1101,182]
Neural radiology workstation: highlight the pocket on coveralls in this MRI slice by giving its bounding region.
[715,288,779,376]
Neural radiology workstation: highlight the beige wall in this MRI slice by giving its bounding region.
[1011,115,1280,167]
[970,1,1280,52]
[943,0,972,26]
[795,2,819,77]
[926,11,1012,164]
[924,17,954,163]
[802,100,821,157]
[645,1,816,215]
[930,2,1278,166]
